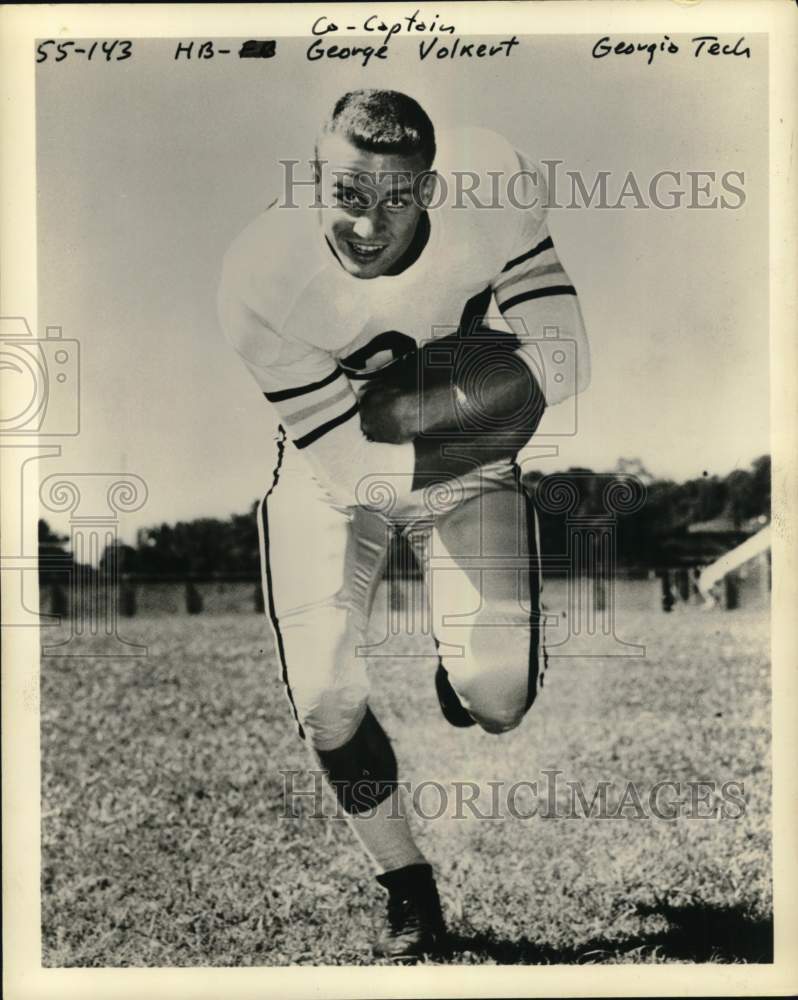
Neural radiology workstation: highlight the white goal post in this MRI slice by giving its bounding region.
[697,525,772,606]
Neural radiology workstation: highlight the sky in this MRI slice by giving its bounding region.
[34,33,769,542]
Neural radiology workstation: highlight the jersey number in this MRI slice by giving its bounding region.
[339,331,417,379]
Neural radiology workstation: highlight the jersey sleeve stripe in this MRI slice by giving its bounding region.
[280,385,352,427]
[293,402,360,450]
[498,286,578,312]
[501,236,554,273]
[263,367,343,402]
[495,271,570,306]
[494,262,567,296]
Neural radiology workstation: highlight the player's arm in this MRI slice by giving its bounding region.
[218,279,419,508]
[493,220,590,407]
[382,343,549,491]
[359,331,544,442]
[494,149,590,404]
[219,282,526,499]
[415,159,591,430]
[362,153,589,457]
[360,232,588,449]
[357,327,548,490]
[359,332,548,491]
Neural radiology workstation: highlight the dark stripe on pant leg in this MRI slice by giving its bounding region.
[260,427,305,740]
[530,496,549,699]
[514,465,543,711]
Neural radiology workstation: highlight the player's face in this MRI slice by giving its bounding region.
[317,134,435,279]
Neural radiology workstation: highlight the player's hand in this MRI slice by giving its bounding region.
[359,380,421,444]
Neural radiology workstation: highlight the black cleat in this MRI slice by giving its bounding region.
[435,664,476,728]
[374,863,448,961]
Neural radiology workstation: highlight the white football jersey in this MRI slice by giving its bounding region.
[218,127,577,506]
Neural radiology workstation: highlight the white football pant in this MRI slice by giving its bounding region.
[258,437,547,751]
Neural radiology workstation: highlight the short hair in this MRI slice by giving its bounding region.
[320,89,436,168]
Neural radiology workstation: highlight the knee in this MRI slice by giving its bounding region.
[453,619,542,734]
[297,681,369,751]
[451,663,533,736]
[473,703,526,736]
[278,606,369,749]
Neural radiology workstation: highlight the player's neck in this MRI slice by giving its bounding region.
[383,212,431,276]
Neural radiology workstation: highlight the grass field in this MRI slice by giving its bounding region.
[40,579,772,967]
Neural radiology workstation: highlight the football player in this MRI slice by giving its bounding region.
[217,90,590,960]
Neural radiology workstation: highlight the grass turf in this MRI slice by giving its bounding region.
[40,581,772,966]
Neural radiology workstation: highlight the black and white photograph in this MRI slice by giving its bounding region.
[2,2,797,997]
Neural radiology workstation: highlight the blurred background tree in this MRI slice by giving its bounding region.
[40,459,768,580]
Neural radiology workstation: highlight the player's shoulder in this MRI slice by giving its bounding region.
[436,126,548,270]
[436,125,546,206]
[219,203,322,324]
[437,126,516,172]
[433,127,545,273]
[435,126,528,198]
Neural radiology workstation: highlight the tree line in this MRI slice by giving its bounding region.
[39,454,770,580]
